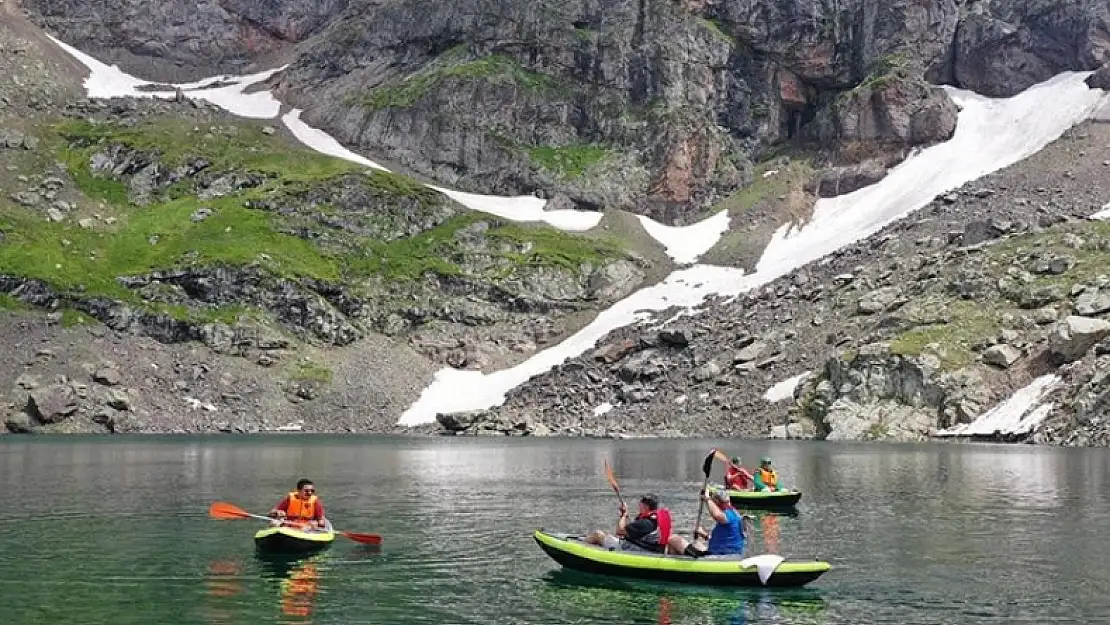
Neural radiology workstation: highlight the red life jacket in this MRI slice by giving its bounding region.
[726,466,753,490]
[636,507,672,545]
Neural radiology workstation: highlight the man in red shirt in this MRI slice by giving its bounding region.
[725,456,754,490]
[269,478,326,529]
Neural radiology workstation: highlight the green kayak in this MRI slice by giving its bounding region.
[709,486,802,510]
[254,520,335,554]
[533,530,830,588]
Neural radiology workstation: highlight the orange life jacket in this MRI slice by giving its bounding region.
[286,492,318,521]
[758,468,778,489]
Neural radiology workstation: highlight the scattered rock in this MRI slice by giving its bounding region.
[983,344,1022,368]
[27,385,79,424]
[92,366,122,386]
[1050,316,1110,363]
[857,287,903,314]
[106,389,133,411]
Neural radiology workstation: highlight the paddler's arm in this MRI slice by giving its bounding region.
[615,502,629,536]
[269,495,290,518]
[702,490,727,524]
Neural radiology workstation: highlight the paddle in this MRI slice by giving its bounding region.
[208,501,383,546]
[603,459,626,509]
[691,449,717,542]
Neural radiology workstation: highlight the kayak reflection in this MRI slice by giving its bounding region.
[539,568,828,624]
[258,553,327,624]
[202,559,246,625]
[734,509,797,555]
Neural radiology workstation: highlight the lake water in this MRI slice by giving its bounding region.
[2,436,1108,625]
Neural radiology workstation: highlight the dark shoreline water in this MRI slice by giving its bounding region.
[3,436,1108,624]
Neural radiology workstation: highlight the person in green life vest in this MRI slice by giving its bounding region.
[753,457,789,492]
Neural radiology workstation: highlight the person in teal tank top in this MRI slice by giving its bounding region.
[666,489,746,557]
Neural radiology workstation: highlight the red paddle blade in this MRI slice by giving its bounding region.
[209,501,252,520]
[340,531,382,545]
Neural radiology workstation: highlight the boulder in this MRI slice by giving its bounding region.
[983,344,1022,368]
[1050,316,1110,363]
[857,287,903,314]
[26,385,79,424]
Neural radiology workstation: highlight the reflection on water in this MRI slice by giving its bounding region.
[539,569,829,625]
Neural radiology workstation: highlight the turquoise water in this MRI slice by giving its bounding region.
[2,436,1109,624]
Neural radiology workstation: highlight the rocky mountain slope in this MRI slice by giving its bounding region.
[4,0,1110,446]
[460,114,1110,444]
[21,0,1109,224]
[0,3,653,434]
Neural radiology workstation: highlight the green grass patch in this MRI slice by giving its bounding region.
[287,359,333,384]
[843,51,912,99]
[0,293,27,312]
[985,221,1110,294]
[888,299,1002,370]
[52,118,359,183]
[356,54,564,111]
[60,308,96,327]
[0,192,340,299]
[698,18,736,46]
[349,213,625,281]
[527,144,610,179]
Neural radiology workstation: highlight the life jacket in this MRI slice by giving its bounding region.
[726,466,752,490]
[286,492,318,521]
[629,507,672,550]
[758,467,778,489]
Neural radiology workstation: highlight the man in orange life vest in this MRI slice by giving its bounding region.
[585,493,672,553]
[268,478,326,529]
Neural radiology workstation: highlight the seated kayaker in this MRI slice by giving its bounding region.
[754,457,789,492]
[725,456,754,490]
[666,489,745,558]
[585,493,672,553]
[269,478,326,530]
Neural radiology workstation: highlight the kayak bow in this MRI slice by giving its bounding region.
[254,520,336,554]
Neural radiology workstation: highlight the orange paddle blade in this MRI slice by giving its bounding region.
[340,531,382,545]
[713,449,732,465]
[209,501,252,520]
[603,459,620,492]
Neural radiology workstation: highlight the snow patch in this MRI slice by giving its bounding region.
[592,402,614,416]
[755,72,1107,279]
[282,109,386,171]
[430,185,602,232]
[48,34,284,118]
[763,372,810,403]
[635,210,731,265]
[1089,202,1110,221]
[401,72,1106,426]
[935,375,1060,437]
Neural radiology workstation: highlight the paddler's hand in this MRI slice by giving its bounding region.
[618,502,627,517]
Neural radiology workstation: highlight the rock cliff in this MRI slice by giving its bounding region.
[24,0,1106,224]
